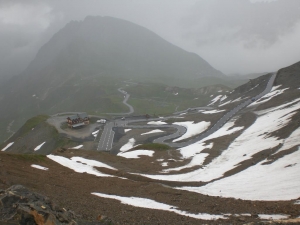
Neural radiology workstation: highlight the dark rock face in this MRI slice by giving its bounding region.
[0,185,76,225]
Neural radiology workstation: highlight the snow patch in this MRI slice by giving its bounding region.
[120,138,136,152]
[163,152,209,173]
[173,121,211,142]
[179,142,213,159]
[70,145,83,149]
[91,193,227,220]
[31,164,49,170]
[201,109,225,114]
[1,142,14,151]
[219,100,232,107]
[249,85,289,107]
[231,97,242,103]
[141,129,164,135]
[92,130,99,137]
[161,162,168,167]
[147,121,167,125]
[34,142,46,151]
[207,95,222,106]
[220,95,227,102]
[124,129,131,133]
[47,155,116,177]
[117,150,154,159]
[72,157,116,170]
[258,214,289,220]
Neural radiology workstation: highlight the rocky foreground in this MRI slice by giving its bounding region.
[0,185,111,225]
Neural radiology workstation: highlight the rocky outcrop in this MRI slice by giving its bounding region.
[0,185,76,225]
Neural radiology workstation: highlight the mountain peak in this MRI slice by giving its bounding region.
[25,16,224,80]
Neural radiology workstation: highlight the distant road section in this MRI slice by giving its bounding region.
[107,88,134,115]
[98,72,277,151]
[154,72,277,148]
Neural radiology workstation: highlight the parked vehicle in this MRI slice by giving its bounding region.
[97,119,106,124]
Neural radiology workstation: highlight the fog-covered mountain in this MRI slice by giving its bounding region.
[25,16,224,80]
[0,16,225,142]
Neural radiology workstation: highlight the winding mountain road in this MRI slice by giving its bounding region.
[153,72,277,147]
[107,88,134,115]
[97,73,277,151]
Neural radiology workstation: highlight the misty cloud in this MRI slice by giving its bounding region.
[0,0,299,77]
[0,0,63,78]
[182,0,300,49]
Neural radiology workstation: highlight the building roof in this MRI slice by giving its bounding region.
[68,113,89,120]
[78,112,89,119]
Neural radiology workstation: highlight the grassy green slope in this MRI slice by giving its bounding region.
[0,115,75,154]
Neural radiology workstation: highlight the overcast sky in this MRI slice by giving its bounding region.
[0,0,300,78]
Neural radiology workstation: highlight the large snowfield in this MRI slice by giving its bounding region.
[134,96,300,201]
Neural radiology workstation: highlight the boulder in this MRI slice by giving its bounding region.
[0,185,76,225]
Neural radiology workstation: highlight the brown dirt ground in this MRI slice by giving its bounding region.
[1,151,300,225]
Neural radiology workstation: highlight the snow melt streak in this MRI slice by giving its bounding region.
[1,142,14,151]
[34,142,46,151]
[117,150,154,159]
[31,164,49,170]
[92,193,226,220]
[141,129,164,135]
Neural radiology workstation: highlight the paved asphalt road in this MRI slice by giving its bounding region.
[97,73,277,151]
[107,88,134,115]
[97,122,115,151]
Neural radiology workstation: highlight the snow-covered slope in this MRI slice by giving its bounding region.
[130,63,300,201]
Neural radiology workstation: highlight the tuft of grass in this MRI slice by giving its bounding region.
[19,115,50,138]
[132,143,170,151]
